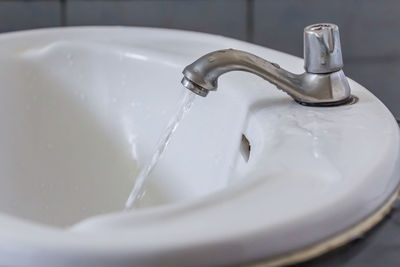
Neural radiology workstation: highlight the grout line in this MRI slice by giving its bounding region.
[60,0,67,26]
[246,0,254,43]
[345,55,400,64]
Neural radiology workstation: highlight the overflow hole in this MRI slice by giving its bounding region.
[240,134,251,162]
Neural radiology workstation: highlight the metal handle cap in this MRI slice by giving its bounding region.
[304,23,343,74]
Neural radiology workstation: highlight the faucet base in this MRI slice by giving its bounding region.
[296,95,356,107]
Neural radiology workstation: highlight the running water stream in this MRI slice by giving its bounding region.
[125,90,196,209]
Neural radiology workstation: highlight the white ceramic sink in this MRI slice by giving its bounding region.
[0,27,398,266]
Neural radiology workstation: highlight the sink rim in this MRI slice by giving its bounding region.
[0,26,398,266]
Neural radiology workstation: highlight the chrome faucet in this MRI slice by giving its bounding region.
[181,23,352,106]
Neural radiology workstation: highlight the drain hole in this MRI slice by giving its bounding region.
[240,134,251,162]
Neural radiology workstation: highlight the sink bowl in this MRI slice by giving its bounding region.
[0,26,398,266]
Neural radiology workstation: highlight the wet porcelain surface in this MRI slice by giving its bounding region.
[0,27,398,266]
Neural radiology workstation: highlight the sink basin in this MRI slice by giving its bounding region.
[1,35,245,227]
[0,27,398,266]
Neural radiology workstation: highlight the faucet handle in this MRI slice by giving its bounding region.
[303,23,343,74]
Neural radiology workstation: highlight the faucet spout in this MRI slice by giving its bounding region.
[181,23,352,106]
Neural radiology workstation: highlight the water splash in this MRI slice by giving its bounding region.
[125,90,196,210]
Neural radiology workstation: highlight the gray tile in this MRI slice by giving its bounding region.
[0,1,61,33]
[253,0,400,60]
[344,60,400,118]
[66,0,248,40]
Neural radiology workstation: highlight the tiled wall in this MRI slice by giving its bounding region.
[0,0,399,117]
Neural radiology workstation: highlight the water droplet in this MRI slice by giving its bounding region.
[66,53,74,65]
[271,62,280,69]
[128,135,138,159]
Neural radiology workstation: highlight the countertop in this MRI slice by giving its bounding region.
[295,200,400,266]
